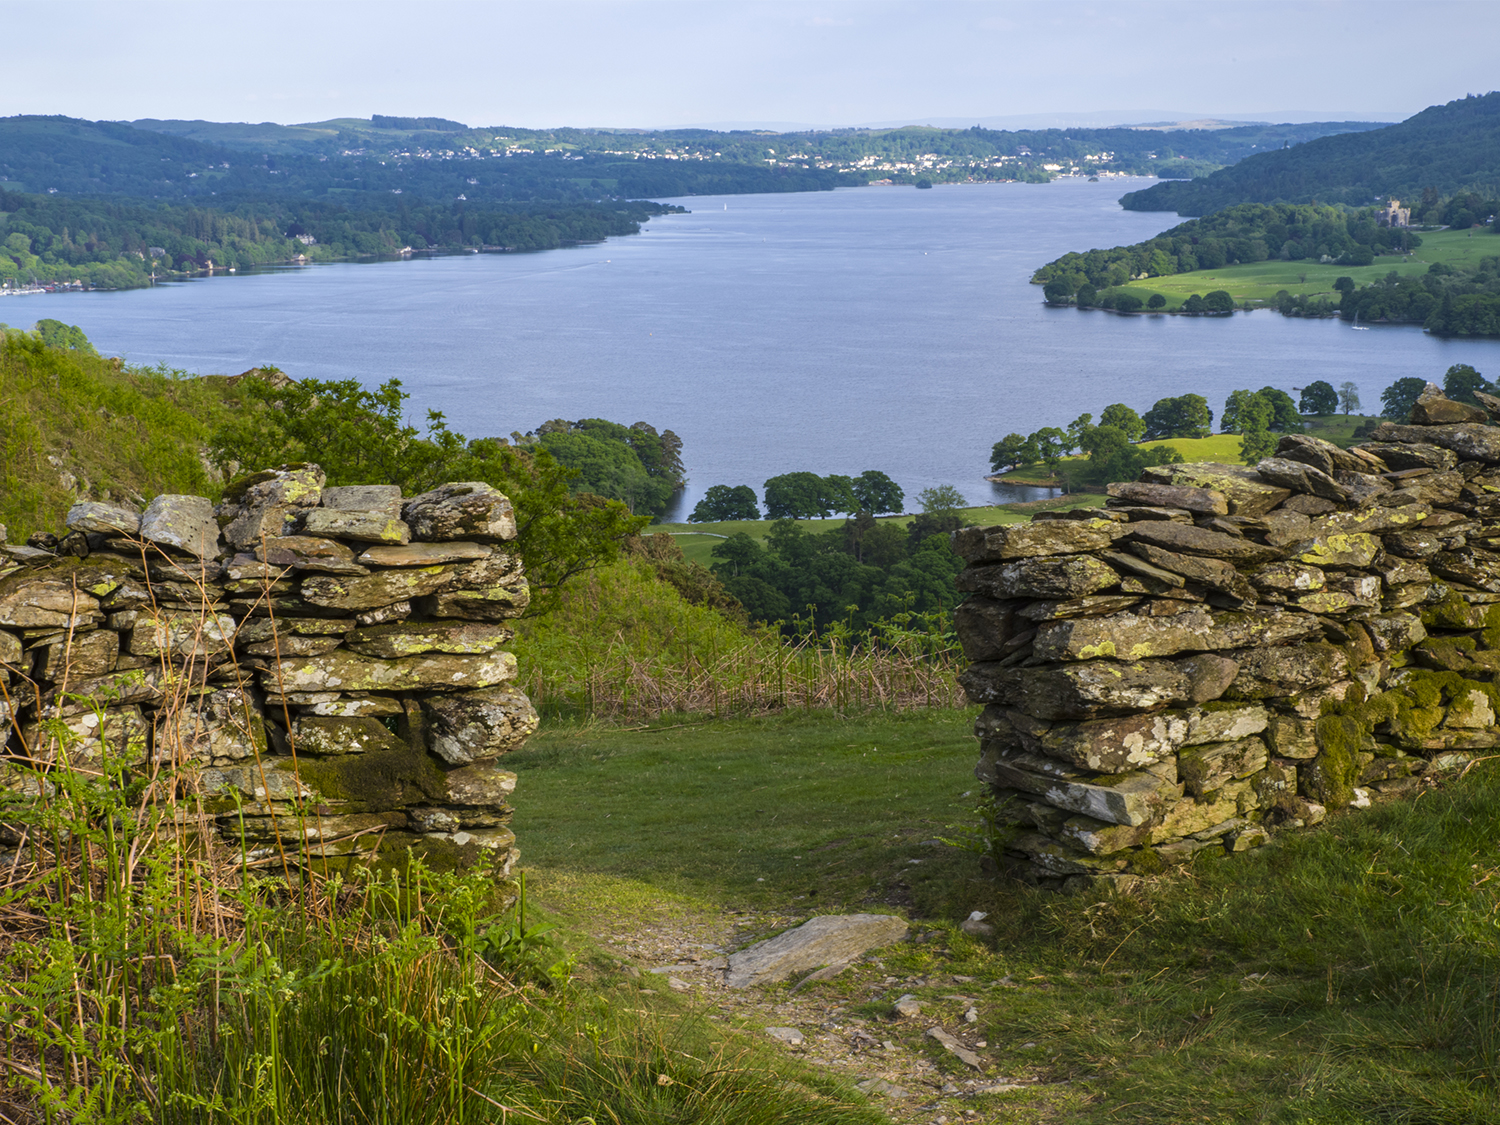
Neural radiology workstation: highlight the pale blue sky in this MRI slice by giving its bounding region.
[6,0,1498,129]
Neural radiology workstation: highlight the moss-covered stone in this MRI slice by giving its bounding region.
[1306,714,1365,807]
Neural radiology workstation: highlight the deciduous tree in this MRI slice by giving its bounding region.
[1381,377,1426,421]
[1299,380,1338,415]
[1338,381,1362,415]
[689,484,759,523]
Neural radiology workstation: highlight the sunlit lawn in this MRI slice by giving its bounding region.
[1116,228,1498,307]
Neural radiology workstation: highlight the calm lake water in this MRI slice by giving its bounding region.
[21,178,1500,518]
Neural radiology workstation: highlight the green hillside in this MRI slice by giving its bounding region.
[1122,91,1500,215]
[0,330,241,535]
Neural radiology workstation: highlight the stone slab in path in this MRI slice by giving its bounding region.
[724,913,909,988]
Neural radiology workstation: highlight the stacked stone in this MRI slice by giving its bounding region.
[957,383,1500,892]
[0,464,537,876]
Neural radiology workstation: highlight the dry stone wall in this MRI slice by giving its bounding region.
[0,463,537,876]
[957,385,1500,892]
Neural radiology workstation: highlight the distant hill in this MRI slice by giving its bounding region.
[1122,92,1500,215]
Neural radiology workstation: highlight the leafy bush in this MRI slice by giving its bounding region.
[209,375,646,616]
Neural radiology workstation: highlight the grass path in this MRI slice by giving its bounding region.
[508,710,1500,1124]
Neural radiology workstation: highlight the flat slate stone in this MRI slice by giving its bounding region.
[320,484,402,516]
[139,495,220,558]
[1139,462,1290,517]
[300,566,454,610]
[256,535,366,575]
[262,649,517,694]
[1410,396,1488,425]
[1372,422,1500,463]
[925,1027,983,1070]
[991,707,1186,772]
[952,519,1117,564]
[358,541,490,567]
[66,502,140,537]
[218,464,326,549]
[1105,480,1227,515]
[415,582,531,622]
[345,620,513,659]
[1120,520,1277,562]
[421,684,539,764]
[956,555,1120,601]
[961,658,1202,720]
[1275,433,1388,476]
[300,508,410,545]
[403,482,517,542]
[725,914,909,988]
[1355,441,1457,472]
[1256,457,1349,503]
[1288,532,1381,568]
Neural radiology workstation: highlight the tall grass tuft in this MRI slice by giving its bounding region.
[1,550,883,1124]
[512,557,964,719]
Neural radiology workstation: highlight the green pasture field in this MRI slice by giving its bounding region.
[513,710,1500,1123]
[1114,228,1500,309]
[651,497,1107,567]
[991,417,1382,487]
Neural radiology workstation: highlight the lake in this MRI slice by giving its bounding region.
[21,178,1500,519]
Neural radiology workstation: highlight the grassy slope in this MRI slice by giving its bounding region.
[1117,228,1498,308]
[512,711,1500,1124]
[0,336,242,536]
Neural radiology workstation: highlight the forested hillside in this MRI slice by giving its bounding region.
[0,188,677,287]
[1121,92,1500,215]
[1,114,1385,205]
[1032,202,1417,290]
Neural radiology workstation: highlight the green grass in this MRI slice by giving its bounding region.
[992,418,1383,486]
[0,335,243,535]
[1118,228,1499,308]
[510,709,983,914]
[511,710,1500,1124]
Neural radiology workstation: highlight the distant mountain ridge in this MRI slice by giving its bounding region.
[1122,92,1500,215]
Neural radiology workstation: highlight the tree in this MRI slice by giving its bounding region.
[1042,278,1074,304]
[689,484,759,523]
[208,376,646,617]
[1299,379,1338,415]
[1257,387,1302,432]
[1221,389,1273,435]
[916,484,966,515]
[1239,426,1278,464]
[820,473,860,517]
[1203,290,1236,313]
[1333,276,1356,295]
[1143,394,1214,440]
[541,427,674,515]
[33,319,97,353]
[1029,426,1069,474]
[1099,403,1146,442]
[1147,293,1167,310]
[1381,377,1427,421]
[851,469,905,515]
[762,472,829,519]
[1182,294,1207,313]
[990,433,1033,472]
[1083,425,1184,485]
[1443,363,1490,405]
[1075,284,1098,307]
[1066,413,1094,453]
[1113,293,1144,313]
[1338,381,1362,415]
